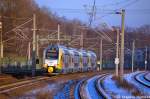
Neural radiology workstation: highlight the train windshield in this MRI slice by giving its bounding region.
[46,49,58,59]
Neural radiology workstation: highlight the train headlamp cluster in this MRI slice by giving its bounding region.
[48,67,54,73]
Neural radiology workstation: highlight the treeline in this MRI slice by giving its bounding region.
[0,0,150,61]
[0,0,85,58]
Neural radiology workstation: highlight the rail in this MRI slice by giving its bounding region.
[0,76,50,94]
[134,72,150,88]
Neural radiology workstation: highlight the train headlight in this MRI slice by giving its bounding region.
[48,67,54,73]
[43,64,48,68]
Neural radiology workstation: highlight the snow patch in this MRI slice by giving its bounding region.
[103,75,132,98]
[85,75,102,99]
[124,71,150,95]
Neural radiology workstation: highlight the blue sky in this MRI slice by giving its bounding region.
[35,0,150,27]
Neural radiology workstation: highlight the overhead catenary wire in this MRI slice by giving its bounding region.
[96,0,140,10]
[47,0,142,14]
[4,18,33,36]
[121,0,140,9]
[48,8,150,14]
[96,0,131,8]
[2,16,31,20]
[88,0,96,26]
[47,0,145,27]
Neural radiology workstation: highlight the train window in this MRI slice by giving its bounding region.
[75,55,79,63]
[76,56,78,63]
[46,50,58,59]
[83,57,85,63]
[63,54,67,67]
[61,55,65,67]
[36,58,39,64]
[65,54,68,63]
[69,55,72,66]
[61,55,63,62]
[83,56,87,64]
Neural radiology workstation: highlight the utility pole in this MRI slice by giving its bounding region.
[120,9,125,78]
[115,29,120,76]
[36,35,39,57]
[28,42,31,61]
[100,39,103,71]
[0,16,3,59]
[0,15,3,74]
[32,14,36,77]
[131,40,135,72]
[58,24,60,45]
[145,46,148,70]
[80,31,84,49]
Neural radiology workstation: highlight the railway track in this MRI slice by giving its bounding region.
[134,72,150,88]
[95,74,111,99]
[0,76,50,94]
[74,78,86,99]
[75,74,111,99]
[144,73,150,82]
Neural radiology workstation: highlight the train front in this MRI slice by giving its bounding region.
[43,45,60,73]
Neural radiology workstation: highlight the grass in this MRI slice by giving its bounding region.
[112,76,144,96]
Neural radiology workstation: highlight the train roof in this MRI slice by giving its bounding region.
[44,44,96,56]
[44,44,67,50]
[87,51,97,57]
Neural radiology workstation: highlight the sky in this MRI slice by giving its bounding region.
[35,0,150,28]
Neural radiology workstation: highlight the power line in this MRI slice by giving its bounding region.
[49,8,150,15]
[88,0,96,26]
[122,0,140,9]
[96,0,140,10]
[46,0,143,22]
[2,16,31,20]
[96,0,131,8]
[4,18,32,36]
